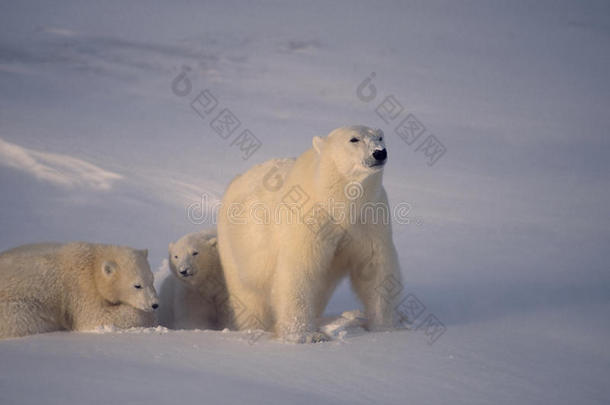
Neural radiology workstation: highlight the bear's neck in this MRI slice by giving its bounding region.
[315,159,384,205]
[59,242,110,307]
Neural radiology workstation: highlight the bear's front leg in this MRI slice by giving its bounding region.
[272,253,330,343]
[0,300,60,338]
[350,234,402,331]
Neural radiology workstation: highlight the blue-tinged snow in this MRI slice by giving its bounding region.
[0,1,609,404]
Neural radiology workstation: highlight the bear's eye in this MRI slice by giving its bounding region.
[134,284,142,289]
[174,255,178,259]
[350,137,359,143]
[192,251,198,256]
[379,137,383,141]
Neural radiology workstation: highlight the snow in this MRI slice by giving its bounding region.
[2,307,608,405]
[1,0,609,404]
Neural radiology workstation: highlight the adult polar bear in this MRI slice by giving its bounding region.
[218,125,402,343]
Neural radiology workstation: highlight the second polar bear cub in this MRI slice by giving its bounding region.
[158,230,228,330]
[218,125,403,343]
[0,242,158,339]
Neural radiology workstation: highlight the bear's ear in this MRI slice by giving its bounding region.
[168,242,174,251]
[101,261,116,277]
[312,136,325,155]
[208,237,218,247]
[139,249,148,259]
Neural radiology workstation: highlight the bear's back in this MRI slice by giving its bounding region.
[0,242,98,296]
[0,243,64,301]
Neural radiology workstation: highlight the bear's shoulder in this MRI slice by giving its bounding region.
[234,158,295,182]
[227,157,297,199]
[57,242,98,264]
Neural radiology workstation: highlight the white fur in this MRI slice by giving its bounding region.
[158,230,228,330]
[217,125,402,343]
[0,242,158,339]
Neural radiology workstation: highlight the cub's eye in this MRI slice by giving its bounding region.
[134,284,142,289]
[174,255,178,259]
[192,251,198,256]
[350,137,359,143]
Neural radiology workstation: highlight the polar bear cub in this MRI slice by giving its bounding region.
[158,230,228,330]
[217,125,403,343]
[0,242,159,339]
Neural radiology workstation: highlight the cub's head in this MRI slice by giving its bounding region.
[312,126,387,178]
[96,247,159,312]
[168,231,220,287]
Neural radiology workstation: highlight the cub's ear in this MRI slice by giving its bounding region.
[101,261,117,277]
[312,136,325,155]
[208,237,218,247]
[168,242,174,251]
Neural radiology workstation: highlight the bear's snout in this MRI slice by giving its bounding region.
[372,148,387,162]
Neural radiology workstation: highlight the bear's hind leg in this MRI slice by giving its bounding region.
[0,300,59,338]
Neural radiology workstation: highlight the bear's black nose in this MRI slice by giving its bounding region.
[373,148,387,161]
[152,303,159,310]
[180,270,188,275]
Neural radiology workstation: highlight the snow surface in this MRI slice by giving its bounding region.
[1,0,609,404]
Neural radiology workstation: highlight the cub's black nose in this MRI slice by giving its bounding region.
[152,304,159,310]
[373,148,387,161]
